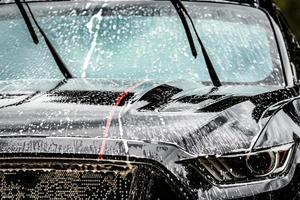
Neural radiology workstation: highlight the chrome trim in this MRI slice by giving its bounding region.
[222,143,294,158]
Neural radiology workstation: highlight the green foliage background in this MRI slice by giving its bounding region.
[275,0,300,40]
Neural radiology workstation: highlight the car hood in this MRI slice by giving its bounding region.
[0,79,297,156]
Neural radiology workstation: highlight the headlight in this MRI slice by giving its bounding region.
[181,144,293,185]
[246,151,277,176]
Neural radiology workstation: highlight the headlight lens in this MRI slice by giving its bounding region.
[246,151,277,176]
[181,144,293,184]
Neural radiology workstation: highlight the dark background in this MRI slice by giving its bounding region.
[275,0,300,40]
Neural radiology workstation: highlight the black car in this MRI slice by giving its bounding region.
[0,0,300,199]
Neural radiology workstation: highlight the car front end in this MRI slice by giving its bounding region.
[0,0,300,199]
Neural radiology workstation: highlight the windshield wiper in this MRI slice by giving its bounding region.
[169,0,221,87]
[15,0,73,79]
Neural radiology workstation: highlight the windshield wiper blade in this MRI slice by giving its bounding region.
[15,0,73,79]
[170,0,222,87]
[15,0,39,44]
[169,0,197,58]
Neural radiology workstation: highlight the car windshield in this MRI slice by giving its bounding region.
[0,1,283,85]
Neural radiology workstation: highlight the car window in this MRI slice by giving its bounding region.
[0,1,283,85]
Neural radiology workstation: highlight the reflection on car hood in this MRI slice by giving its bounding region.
[0,79,297,156]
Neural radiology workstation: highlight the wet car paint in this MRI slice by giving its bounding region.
[0,79,300,199]
[0,79,298,154]
[1,0,300,199]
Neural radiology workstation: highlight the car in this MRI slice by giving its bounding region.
[0,0,300,199]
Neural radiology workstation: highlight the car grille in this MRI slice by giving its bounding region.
[0,157,190,200]
[0,170,133,199]
[0,158,136,200]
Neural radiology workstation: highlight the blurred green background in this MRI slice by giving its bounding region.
[275,0,300,40]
